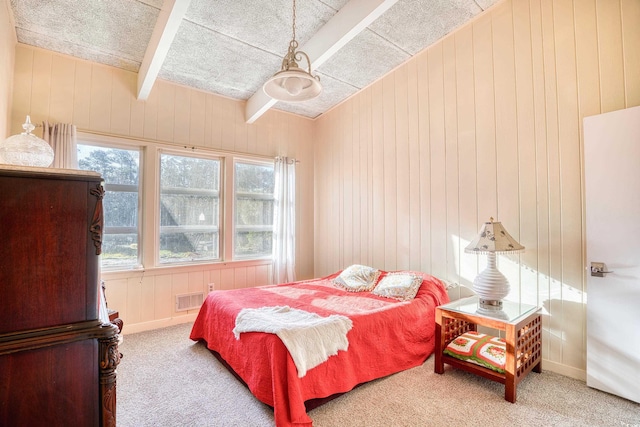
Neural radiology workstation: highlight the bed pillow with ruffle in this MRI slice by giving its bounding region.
[332,264,382,292]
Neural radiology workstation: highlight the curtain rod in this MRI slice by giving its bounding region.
[77,129,284,162]
[275,156,300,164]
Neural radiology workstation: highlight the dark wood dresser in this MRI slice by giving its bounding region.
[0,165,120,426]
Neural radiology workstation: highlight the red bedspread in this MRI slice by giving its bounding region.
[190,270,449,427]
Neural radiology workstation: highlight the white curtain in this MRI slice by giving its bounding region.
[42,121,78,168]
[271,156,296,284]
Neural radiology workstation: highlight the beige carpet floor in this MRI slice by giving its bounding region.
[116,323,639,427]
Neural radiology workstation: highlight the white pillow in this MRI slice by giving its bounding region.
[333,264,382,292]
[372,273,423,301]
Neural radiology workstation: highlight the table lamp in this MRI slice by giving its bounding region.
[465,218,524,306]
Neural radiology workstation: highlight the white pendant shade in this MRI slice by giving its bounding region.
[263,67,322,102]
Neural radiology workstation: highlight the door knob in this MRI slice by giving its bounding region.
[590,262,614,277]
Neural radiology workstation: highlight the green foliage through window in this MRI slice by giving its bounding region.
[159,153,221,264]
[234,161,275,258]
[77,141,278,269]
[78,144,140,270]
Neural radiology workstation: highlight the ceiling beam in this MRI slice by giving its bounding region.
[245,0,399,123]
[137,0,192,100]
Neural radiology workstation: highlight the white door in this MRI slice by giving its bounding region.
[584,106,640,403]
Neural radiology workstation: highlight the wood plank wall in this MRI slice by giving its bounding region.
[9,44,315,333]
[313,0,640,378]
[0,1,15,139]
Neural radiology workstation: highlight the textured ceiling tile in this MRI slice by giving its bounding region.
[10,0,159,64]
[317,28,409,89]
[185,0,340,57]
[159,20,282,100]
[137,0,164,7]
[272,103,323,119]
[314,0,350,10]
[368,0,481,55]
[9,0,493,119]
[16,28,140,72]
[474,0,502,10]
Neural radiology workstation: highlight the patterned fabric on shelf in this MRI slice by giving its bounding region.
[443,331,506,373]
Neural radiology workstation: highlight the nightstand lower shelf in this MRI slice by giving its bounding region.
[435,297,542,403]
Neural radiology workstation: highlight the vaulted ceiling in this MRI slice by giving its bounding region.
[8,0,499,121]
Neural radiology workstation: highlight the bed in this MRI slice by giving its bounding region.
[190,268,450,427]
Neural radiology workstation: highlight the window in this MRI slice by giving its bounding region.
[159,153,221,264]
[234,161,275,258]
[77,144,141,270]
[78,134,277,271]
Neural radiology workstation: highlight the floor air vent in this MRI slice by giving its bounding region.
[175,292,204,312]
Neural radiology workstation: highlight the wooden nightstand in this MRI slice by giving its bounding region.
[435,296,542,402]
[108,309,124,334]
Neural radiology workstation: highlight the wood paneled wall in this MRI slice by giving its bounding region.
[10,44,315,333]
[7,0,640,374]
[313,0,640,378]
[0,1,15,138]
[102,261,272,333]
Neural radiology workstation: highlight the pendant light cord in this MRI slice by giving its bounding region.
[292,0,297,42]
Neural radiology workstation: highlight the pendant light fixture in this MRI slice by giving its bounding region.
[263,0,322,102]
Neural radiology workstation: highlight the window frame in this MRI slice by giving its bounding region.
[157,149,224,266]
[232,157,276,260]
[76,138,144,271]
[76,132,276,272]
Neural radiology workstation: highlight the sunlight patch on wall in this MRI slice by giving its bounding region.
[451,234,585,316]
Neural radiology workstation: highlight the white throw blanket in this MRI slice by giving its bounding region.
[233,306,353,377]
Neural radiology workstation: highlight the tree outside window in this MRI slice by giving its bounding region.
[78,139,276,270]
[159,153,221,264]
[77,144,141,270]
[234,161,275,258]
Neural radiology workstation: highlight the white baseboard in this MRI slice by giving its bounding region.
[121,314,198,335]
[542,359,586,382]
[119,318,587,384]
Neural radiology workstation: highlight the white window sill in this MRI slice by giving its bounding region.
[101,258,272,280]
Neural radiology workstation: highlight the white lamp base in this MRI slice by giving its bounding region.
[476,304,510,320]
[473,252,510,304]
